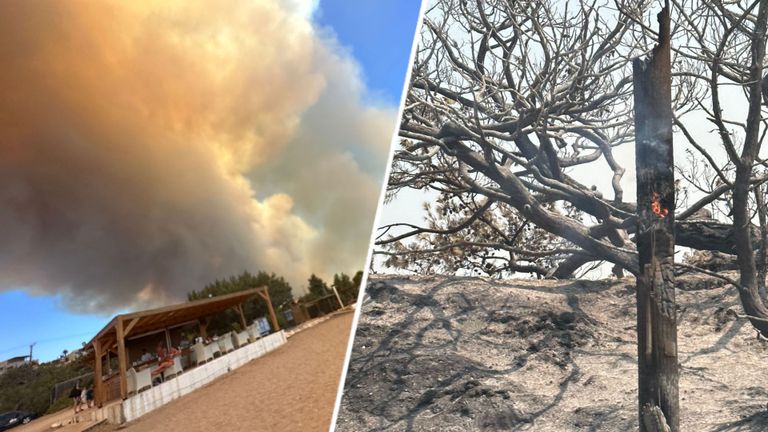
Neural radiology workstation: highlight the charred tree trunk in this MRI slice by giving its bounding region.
[731,1,768,337]
[633,3,679,431]
[755,185,767,300]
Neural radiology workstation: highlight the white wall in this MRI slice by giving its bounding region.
[120,331,287,423]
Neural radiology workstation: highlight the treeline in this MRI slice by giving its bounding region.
[304,272,364,304]
[187,270,363,336]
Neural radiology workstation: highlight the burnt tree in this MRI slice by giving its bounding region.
[633,3,678,431]
[379,0,768,341]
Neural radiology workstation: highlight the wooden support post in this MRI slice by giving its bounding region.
[633,2,679,431]
[258,287,280,332]
[237,304,247,329]
[93,339,103,407]
[331,285,345,310]
[115,318,128,400]
[199,317,209,340]
[165,328,172,350]
[123,318,140,339]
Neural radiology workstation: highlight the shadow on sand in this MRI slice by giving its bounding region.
[338,276,636,431]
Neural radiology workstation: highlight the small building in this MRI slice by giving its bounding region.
[290,293,344,326]
[62,349,84,364]
[0,355,30,374]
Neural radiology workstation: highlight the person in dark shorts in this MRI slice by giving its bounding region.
[69,380,82,413]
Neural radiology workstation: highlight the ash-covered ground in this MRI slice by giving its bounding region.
[335,274,768,431]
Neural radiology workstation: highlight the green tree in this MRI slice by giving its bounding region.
[188,271,294,334]
[333,272,362,305]
[304,274,330,300]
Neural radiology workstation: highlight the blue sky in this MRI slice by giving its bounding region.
[0,291,110,361]
[315,0,421,105]
[0,1,421,363]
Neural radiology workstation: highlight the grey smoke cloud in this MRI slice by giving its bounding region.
[0,0,396,312]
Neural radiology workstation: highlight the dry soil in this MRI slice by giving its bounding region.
[335,274,768,431]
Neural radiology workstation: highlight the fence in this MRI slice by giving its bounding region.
[50,372,94,405]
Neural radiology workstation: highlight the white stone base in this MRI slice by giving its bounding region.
[120,331,287,423]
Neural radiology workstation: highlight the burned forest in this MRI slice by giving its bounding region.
[381,0,768,336]
[343,0,768,431]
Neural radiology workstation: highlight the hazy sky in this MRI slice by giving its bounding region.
[0,0,421,362]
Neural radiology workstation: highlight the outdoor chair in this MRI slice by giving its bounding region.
[246,324,260,343]
[232,330,250,348]
[205,341,221,359]
[162,356,183,380]
[191,342,211,366]
[127,367,152,395]
[127,368,136,395]
[217,332,235,353]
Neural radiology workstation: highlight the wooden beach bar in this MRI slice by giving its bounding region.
[82,286,287,424]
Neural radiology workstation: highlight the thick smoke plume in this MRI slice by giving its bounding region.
[0,0,396,312]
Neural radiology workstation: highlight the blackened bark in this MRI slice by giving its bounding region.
[754,186,767,299]
[633,3,679,431]
[732,0,768,337]
[550,253,595,279]
[674,221,758,254]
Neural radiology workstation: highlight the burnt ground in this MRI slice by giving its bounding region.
[335,274,768,431]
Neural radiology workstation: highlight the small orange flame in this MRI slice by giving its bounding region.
[651,192,668,218]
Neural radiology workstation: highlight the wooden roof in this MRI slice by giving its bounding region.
[88,287,266,347]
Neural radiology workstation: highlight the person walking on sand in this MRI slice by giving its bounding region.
[69,380,82,414]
